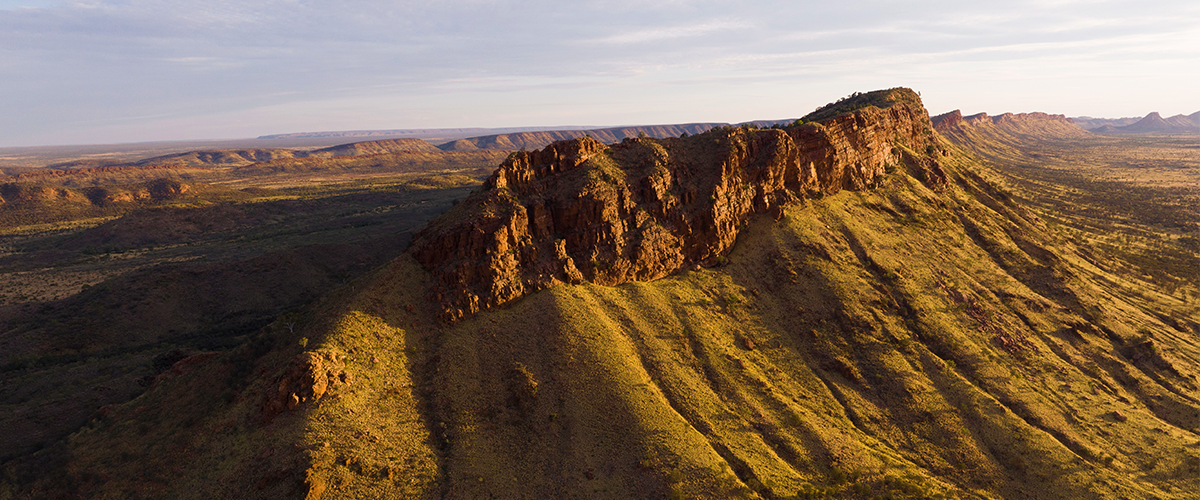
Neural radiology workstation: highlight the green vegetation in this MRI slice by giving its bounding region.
[802,88,923,123]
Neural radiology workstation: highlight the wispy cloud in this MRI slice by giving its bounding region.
[587,20,751,44]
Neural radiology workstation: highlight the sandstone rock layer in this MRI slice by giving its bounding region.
[412,88,937,320]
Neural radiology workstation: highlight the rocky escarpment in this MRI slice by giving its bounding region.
[932,110,1088,137]
[412,88,937,320]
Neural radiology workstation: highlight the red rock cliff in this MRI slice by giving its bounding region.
[411,88,937,321]
[933,109,1085,137]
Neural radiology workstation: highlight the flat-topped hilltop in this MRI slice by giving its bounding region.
[412,88,943,320]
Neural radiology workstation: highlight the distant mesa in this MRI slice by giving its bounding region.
[306,138,443,156]
[932,109,1087,137]
[932,109,1076,129]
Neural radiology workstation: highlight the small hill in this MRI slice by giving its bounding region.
[2,164,212,188]
[128,149,303,168]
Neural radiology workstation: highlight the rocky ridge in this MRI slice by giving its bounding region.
[412,88,938,320]
[0,178,195,207]
[933,110,1094,143]
[932,110,1082,132]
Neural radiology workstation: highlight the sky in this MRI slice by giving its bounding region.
[1,0,1197,147]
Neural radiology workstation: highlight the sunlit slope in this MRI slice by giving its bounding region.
[13,121,1197,499]
[294,137,1199,499]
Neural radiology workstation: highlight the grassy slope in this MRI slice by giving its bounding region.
[302,132,1200,499]
[8,129,1198,499]
[938,123,1198,295]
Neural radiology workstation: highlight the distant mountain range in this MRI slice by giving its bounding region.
[1072,111,1199,134]
[42,138,445,170]
[261,120,799,152]
[256,126,592,141]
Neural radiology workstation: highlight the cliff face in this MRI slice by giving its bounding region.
[412,88,935,320]
[933,109,1087,137]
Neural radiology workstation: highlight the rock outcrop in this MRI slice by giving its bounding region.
[260,351,349,423]
[412,88,937,321]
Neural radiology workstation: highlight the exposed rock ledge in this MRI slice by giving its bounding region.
[931,110,1082,134]
[412,88,938,321]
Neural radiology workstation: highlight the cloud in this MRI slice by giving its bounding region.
[1,0,1198,146]
[586,20,751,44]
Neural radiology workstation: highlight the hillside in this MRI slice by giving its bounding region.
[2,89,1198,499]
